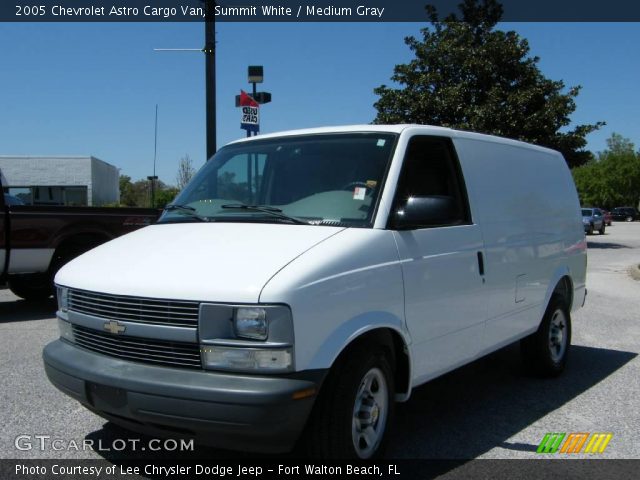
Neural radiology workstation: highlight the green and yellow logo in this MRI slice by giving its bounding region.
[537,433,613,454]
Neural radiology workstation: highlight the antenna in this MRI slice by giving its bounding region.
[153,48,202,52]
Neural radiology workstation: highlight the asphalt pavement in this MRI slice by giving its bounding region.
[1,223,639,461]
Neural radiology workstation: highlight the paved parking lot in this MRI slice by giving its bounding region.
[1,223,639,460]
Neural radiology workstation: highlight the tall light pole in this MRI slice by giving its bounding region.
[204,2,217,160]
[147,104,159,208]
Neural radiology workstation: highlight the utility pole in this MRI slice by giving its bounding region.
[147,104,159,208]
[204,2,216,159]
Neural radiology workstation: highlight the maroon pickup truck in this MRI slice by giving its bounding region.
[1,191,159,301]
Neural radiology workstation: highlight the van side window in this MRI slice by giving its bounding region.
[391,137,470,228]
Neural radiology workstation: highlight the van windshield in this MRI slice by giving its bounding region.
[158,133,397,227]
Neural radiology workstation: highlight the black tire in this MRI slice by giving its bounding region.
[8,273,54,301]
[599,223,606,235]
[521,294,571,377]
[587,224,594,235]
[626,216,633,222]
[303,345,395,459]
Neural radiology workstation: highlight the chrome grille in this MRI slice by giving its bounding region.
[72,325,202,369]
[68,289,199,328]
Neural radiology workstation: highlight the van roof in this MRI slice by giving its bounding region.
[227,124,559,155]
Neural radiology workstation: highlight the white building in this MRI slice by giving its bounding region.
[0,156,119,206]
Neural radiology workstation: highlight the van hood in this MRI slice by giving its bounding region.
[55,223,344,303]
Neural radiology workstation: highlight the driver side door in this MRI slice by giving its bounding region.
[391,136,488,383]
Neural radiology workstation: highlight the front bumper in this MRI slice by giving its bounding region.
[43,340,324,453]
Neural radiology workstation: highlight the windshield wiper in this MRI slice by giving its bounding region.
[221,203,310,225]
[164,204,210,222]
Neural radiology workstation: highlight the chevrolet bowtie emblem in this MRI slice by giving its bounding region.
[103,320,126,335]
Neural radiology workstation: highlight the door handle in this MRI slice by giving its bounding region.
[477,251,485,276]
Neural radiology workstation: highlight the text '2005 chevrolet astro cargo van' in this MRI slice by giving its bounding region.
[44,125,586,458]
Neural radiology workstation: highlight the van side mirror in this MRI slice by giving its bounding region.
[393,195,457,229]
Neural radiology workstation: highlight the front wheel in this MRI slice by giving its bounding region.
[521,294,571,377]
[599,223,606,235]
[303,346,395,459]
[587,223,594,235]
[626,216,633,222]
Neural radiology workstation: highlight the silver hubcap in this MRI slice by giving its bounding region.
[549,309,568,363]
[352,367,388,459]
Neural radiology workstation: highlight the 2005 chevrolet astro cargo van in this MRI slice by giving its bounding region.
[44,125,587,458]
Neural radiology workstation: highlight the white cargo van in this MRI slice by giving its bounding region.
[44,125,586,458]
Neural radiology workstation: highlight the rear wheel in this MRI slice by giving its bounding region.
[626,216,633,222]
[521,294,571,377]
[304,345,395,459]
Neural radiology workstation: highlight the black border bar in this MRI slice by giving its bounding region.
[3,459,640,480]
[4,1,640,22]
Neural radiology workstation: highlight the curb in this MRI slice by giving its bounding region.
[629,264,640,281]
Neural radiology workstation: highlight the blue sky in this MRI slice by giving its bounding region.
[1,22,639,185]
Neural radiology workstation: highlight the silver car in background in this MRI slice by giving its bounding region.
[582,207,605,235]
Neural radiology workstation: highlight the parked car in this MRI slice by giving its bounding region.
[602,210,612,226]
[1,175,160,300]
[611,207,639,222]
[581,207,606,235]
[44,125,586,459]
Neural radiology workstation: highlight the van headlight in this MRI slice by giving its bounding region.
[199,304,294,373]
[56,286,69,313]
[202,346,292,373]
[234,307,268,340]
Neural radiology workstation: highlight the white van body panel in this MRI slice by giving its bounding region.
[393,224,487,385]
[55,222,344,302]
[259,228,408,372]
[451,136,586,352]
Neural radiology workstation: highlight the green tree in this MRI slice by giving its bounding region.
[572,133,640,208]
[604,132,635,157]
[373,0,603,167]
[155,187,180,208]
[119,175,136,206]
[119,175,153,207]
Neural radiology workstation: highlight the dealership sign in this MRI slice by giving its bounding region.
[239,90,259,133]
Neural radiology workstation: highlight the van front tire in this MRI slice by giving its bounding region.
[521,294,571,377]
[304,346,395,459]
